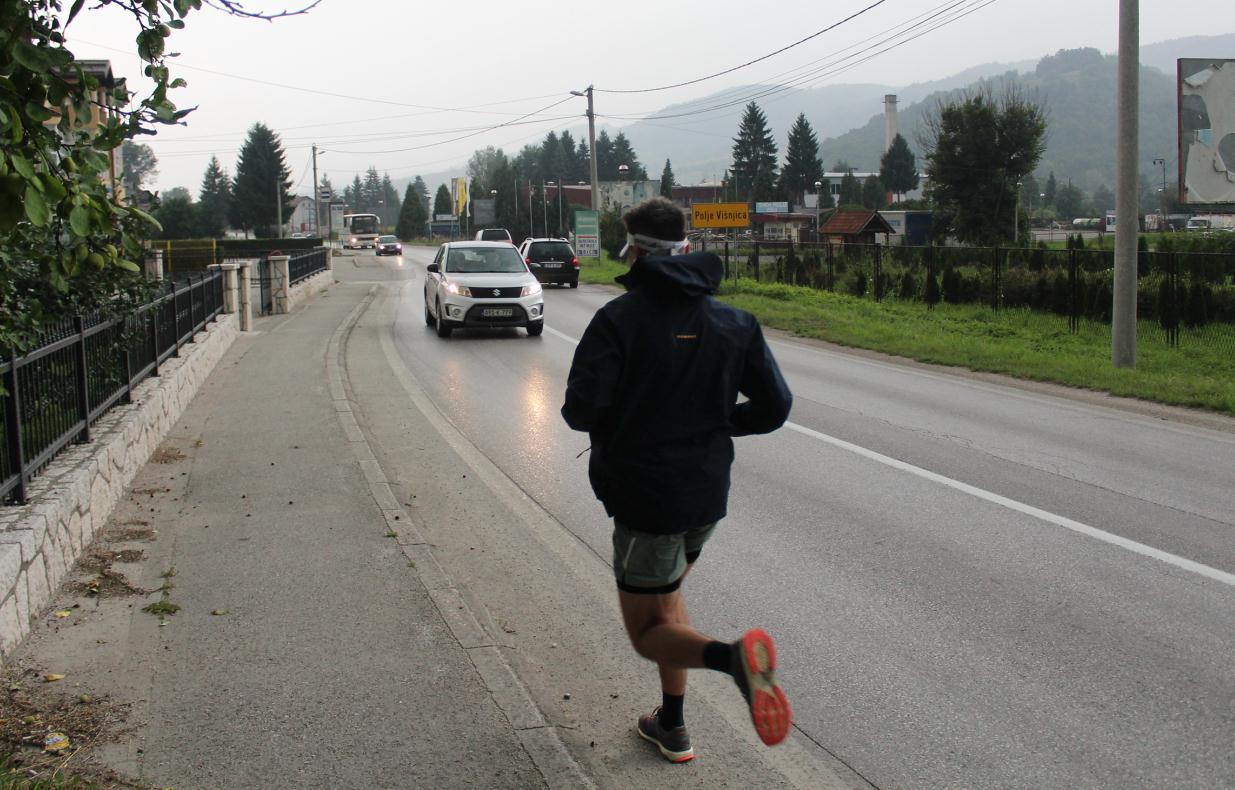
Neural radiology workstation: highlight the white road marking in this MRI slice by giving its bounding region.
[541,324,1235,589]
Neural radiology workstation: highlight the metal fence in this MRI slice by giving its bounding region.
[1,270,225,505]
[289,248,329,285]
[695,238,1235,350]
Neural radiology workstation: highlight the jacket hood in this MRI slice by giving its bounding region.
[615,252,723,297]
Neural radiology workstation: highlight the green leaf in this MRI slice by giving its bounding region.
[0,175,23,232]
[24,102,54,123]
[24,185,49,226]
[168,19,185,29]
[116,259,141,272]
[5,107,22,144]
[40,174,67,203]
[128,206,161,231]
[9,154,35,181]
[12,40,51,71]
[67,0,88,24]
[69,204,91,236]
[137,29,165,62]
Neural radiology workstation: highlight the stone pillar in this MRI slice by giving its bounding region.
[324,245,334,272]
[269,254,291,315]
[236,261,253,331]
[144,248,164,281]
[209,263,241,314]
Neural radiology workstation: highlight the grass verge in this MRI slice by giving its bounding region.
[578,256,1234,414]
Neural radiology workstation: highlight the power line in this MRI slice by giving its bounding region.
[595,0,888,94]
[74,37,568,117]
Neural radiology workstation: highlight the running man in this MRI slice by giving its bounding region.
[561,197,794,762]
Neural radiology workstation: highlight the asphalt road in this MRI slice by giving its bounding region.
[343,246,1234,789]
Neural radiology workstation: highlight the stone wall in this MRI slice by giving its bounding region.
[287,268,334,313]
[0,313,239,658]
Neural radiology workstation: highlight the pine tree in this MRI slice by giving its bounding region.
[362,167,383,219]
[660,159,676,199]
[229,122,292,238]
[862,175,887,210]
[411,176,430,213]
[1044,171,1058,207]
[346,175,364,213]
[778,113,823,206]
[197,155,231,238]
[611,133,646,180]
[730,102,779,202]
[381,173,400,227]
[396,182,428,239]
[594,130,616,180]
[433,184,453,217]
[879,133,919,202]
[838,170,863,207]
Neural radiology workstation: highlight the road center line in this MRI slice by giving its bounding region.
[542,323,1235,589]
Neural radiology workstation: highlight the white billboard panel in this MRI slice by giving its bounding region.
[1179,58,1235,205]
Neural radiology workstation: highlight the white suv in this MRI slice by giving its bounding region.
[423,241,544,338]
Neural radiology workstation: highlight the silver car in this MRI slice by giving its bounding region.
[423,242,544,338]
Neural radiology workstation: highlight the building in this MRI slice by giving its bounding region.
[671,183,726,209]
[46,60,127,204]
[286,195,316,235]
[878,210,934,245]
[820,209,895,245]
[751,210,817,242]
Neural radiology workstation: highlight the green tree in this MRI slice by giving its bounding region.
[433,184,453,217]
[730,102,779,202]
[153,191,198,239]
[1090,183,1115,214]
[838,171,863,206]
[120,141,159,201]
[1055,181,1087,219]
[230,122,292,238]
[660,159,676,199]
[396,182,427,239]
[600,207,626,259]
[490,159,521,238]
[921,86,1047,245]
[381,172,400,227]
[411,176,430,213]
[816,180,835,209]
[362,166,383,218]
[879,133,919,202]
[197,156,231,238]
[861,175,886,210]
[466,146,510,195]
[779,113,823,205]
[610,132,647,180]
[1044,171,1058,207]
[594,130,616,180]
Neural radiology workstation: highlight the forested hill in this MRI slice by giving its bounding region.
[817,47,1179,192]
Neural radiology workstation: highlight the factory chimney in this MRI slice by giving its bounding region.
[884,94,899,153]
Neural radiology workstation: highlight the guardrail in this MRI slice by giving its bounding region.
[1,270,224,505]
[289,248,329,285]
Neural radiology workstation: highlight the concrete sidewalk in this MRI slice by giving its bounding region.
[10,283,557,788]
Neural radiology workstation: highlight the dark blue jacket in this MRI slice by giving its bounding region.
[561,252,792,534]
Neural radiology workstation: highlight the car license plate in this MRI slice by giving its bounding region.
[542,262,562,268]
[482,308,513,318]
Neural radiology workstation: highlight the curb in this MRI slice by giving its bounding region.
[326,286,594,790]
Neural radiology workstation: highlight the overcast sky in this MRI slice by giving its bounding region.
[66,0,1232,194]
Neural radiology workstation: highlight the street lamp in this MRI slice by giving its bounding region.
[814,180,823,243]
[571,86,598,213]
[1152,157,1167,228]
[1014,180,1022,244]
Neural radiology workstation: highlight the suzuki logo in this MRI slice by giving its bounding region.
[492,289,501,296]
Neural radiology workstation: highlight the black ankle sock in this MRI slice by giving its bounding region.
[702,641,734,674]
[659,693,685,729]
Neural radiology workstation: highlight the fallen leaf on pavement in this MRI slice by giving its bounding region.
[211,609,230,616]
[54,610,72,618]
[43,674,65,683]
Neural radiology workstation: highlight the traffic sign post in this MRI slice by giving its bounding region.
[691,202,750,229]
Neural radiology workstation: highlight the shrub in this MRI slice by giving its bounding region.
[848,270,868,297]
[1183,280,1211,328]
[898,271,917,300]
[924,269,941,307]
[1157,277,1180,331]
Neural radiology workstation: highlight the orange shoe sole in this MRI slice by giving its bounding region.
[740,628,792,746]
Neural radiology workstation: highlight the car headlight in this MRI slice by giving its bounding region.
[446,282,472,297]
[521,282,542,296]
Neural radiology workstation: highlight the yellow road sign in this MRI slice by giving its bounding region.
[692,202,749,228]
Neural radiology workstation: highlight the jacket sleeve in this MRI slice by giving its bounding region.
[561,311,623,433]
[730,322,792,436]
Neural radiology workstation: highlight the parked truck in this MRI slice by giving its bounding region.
[1185,214,1235,231]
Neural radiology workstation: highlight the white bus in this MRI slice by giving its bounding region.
[343,213,380,249]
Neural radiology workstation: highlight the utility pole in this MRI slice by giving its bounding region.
[1152,156,1167,226]
[1112,0,1138,368]
[275,173,283,238]
[311,143,320,237]
[572,86,599,213]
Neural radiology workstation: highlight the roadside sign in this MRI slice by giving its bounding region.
[574,210,600,258]
[319,188,332,200]
[755,201,789,214]
[435,213,455,222]
[472,199,495,225]
[692,202,749,228]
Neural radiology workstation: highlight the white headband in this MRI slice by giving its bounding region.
[620,232,691,258]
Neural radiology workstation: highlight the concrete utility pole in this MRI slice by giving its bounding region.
[311,143,319,237]
[572,86,600,212]
[1112,0,1139,368]
[275,174,283,238]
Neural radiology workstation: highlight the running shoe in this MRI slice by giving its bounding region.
[636,707,695,763]
[734,628,792,746]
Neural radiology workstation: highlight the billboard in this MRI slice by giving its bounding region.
[472,199,495,226]
[574,210,600,258]
[691,202,749,228]
[755,201,789,214]
[1178,58,1235,205]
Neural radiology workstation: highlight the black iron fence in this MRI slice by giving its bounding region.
[289,248,329,285]
[695,238,1235,349]
[1,270,225,505]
